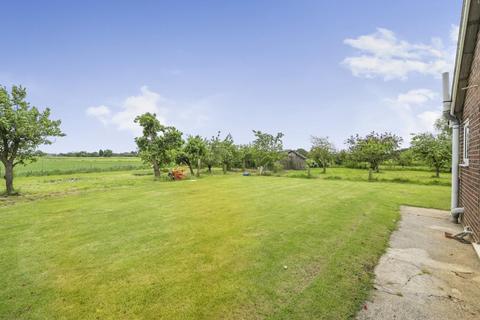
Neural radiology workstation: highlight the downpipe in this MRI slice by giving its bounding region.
[442,72,463,223]
[451,207,464,223]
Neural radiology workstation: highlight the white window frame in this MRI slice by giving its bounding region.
[462,119,470,166]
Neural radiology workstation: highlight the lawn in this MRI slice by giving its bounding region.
[282,167,451,186]
[0,170,450,319]
[3,156,147,177]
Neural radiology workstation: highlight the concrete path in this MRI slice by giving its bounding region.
[357,206,480,320]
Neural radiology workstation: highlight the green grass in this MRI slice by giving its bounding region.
[0,170,449,319]
[282,167,451,186]
[1,156,147,177]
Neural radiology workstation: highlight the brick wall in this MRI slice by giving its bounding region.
[458,28,480,242]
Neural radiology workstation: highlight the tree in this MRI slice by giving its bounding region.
[134,113,183,179]
[203,132,221,173]
[218,133,236,174]
[397,149,414,168]
[175,150,195,176]
[184,135,207,177]
[305,158,315,178]
[347,132,402,180]
[0,85,64,195]
[251,130,284,175]
[102,149,113,157]
[333,149,348,166]
[237,144,254,171]
[434,117,452,136]
[411,132,451,178]
[310,136,335,173]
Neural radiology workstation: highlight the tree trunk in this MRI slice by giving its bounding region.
[152,161,161,179]
[242,159,246,172]
[222,163,227,174]
[196,158,201,177]
[258,166,264,176]
[368,168,373,181]
[322,164,326,174]
[188,163,194,176]
[4,161,14,195]
[208,165,212,173]
[435,167,440,178]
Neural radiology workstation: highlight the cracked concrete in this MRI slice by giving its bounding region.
[357,206,480,320]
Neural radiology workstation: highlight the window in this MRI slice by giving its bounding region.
[463,119,470,166]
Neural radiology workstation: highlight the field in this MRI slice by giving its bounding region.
[3,156,147,177]
[0,162,450,319]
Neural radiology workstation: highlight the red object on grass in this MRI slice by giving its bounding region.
[171,168,185,180]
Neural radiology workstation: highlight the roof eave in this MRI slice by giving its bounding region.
[451,0,480,116]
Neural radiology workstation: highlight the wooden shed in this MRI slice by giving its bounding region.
[282,150,307,170]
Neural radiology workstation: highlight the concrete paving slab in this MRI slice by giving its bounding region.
[357,206,480,320]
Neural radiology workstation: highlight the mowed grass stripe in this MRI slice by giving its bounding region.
[0,172,449,319]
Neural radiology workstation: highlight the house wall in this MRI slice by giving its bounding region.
[458,27,480,242]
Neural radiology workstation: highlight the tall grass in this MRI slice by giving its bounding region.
[0,157,148,177]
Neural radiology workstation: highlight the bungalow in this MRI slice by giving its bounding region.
[444,0,480,244]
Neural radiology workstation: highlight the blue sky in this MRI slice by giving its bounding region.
[0,0,462,152]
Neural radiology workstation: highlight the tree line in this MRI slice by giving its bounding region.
[53,150,137,157]
[0,85,452,195]
[135,112,452,181]
[134,112,285,179]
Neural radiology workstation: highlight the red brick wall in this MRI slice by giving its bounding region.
[458,28,480,242]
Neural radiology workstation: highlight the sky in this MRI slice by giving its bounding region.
[0,0,462,152]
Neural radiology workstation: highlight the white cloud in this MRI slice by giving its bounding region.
[86,86,167,135]
[342,28,456,80]
[86,105,111,124]
[384,89,442,143]
[86,86,212,136]
[417,110,441,131]
[111,86,168,133]
[395,89,437,106]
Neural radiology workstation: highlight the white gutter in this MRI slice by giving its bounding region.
[450,0,471,115]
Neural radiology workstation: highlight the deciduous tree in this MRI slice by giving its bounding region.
[305,158,315,178]
[218,133,236,174]
[251,130,284,175]
[347,132,402,180]
[0,85,64,195]
[397,149,414,168]
[411,132,450,178]
[203,132,221,173]
[134,113,183,179]
[184,135,207,177]
[237,144,254,171]
[310,136,335,173]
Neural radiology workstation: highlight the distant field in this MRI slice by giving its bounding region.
[4,157,148,177]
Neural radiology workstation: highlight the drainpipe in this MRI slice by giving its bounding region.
[442,72,463,223]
